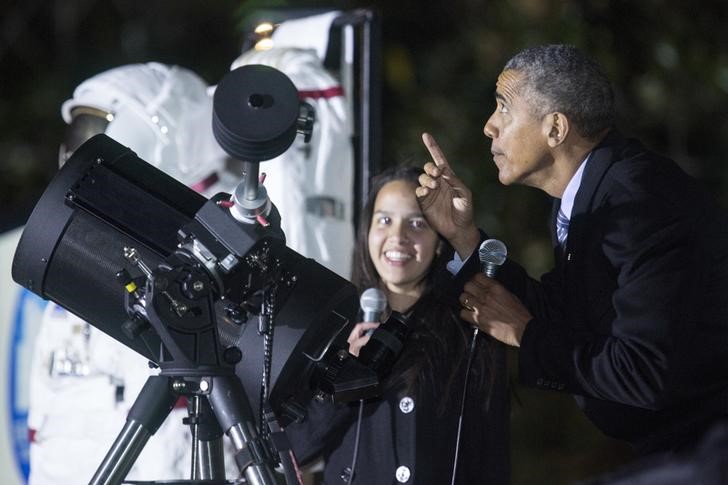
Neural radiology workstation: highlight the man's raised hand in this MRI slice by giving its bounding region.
[417,132,480,259]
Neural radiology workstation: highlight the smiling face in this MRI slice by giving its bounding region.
[483,69,554,190]
[367,179,440,299]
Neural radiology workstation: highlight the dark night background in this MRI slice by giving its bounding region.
[3,0,728,483]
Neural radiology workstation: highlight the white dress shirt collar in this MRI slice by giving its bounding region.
[559,152,591,220]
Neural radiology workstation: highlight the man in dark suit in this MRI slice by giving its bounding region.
[416,44,728,456]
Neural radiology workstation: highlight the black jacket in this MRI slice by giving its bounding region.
[465,130,728,453]
[285,319,510,484]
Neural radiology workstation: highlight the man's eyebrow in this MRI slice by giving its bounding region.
[494,92,507,103]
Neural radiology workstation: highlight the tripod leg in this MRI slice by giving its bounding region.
[187,394,226,480]
[208,375,278,485]
[89,375,178,485]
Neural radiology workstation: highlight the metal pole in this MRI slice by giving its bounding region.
[89,376,177,485]
[208,375,278,485]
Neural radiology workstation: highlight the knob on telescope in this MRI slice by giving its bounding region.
[213,64,314,162]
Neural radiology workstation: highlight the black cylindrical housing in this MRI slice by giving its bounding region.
[357,311,410,379]
[12,134,203,360]
[12,133,361,424]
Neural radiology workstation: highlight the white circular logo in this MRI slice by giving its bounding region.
[398,396,415,414]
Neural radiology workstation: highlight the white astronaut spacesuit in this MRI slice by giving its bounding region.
[27,302,165,484]
[230,46,355,279]
[27,62,235,485]
[59,62,234,191]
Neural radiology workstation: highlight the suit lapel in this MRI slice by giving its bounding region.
[566,130,624,259]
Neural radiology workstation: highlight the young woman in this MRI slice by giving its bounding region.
[286,166,509,484]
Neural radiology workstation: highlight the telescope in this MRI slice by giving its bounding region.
[13,64,379,484]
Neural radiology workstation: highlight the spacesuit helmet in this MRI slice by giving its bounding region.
[59,62,226,188]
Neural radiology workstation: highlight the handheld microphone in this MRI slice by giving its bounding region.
[478,239,507,278]
[452,238,507,481]
[360,287,387,323]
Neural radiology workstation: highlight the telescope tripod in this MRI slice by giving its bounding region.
[89,372,289,485]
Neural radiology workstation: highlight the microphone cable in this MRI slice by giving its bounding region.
[450,327,479,485]
[346,399,366,485]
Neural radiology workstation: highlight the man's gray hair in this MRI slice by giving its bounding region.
[504,44,615,140]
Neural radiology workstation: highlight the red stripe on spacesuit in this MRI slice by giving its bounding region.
[298,86,344,99]
[190,172,220,193]
[29,428,37,443]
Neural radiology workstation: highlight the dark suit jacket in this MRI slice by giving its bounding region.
[462,130,728,453]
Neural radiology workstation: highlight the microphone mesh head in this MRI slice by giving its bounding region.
[360,287,387,313]
[479,239,507,267]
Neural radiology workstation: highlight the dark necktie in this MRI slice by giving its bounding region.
[556,207,569,248]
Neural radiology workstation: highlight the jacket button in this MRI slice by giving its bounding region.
[396,465,411,482]
[340,466,353,482]
[399,396,415,414]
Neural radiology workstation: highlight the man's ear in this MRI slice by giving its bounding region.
[544,112,570,147]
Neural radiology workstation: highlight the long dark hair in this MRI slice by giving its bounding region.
[351,165,495,413]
